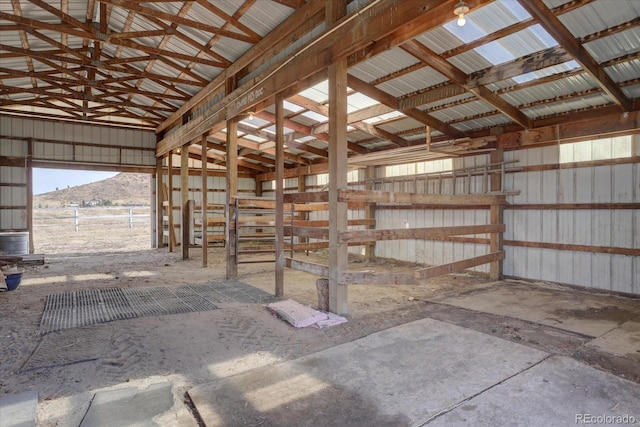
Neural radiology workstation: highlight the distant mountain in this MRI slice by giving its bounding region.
[34,173,151,208]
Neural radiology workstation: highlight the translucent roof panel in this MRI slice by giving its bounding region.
[284,101,305,113]
[298,80,329,104]
[242,133,268,143]
[347,93,380,113]
[300,111,328,122]
[363,111,406,125]
[440,0,531,45]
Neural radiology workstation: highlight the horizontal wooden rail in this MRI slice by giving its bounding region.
[283,191,329,203]
[339,224,504,244]
[284,226,330,239]
[291,219,376,227]
[285,257,330,277]
[415,251,504,280]
[338,189,506,206]
[340,271,418,285]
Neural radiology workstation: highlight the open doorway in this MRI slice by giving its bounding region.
[32,169,152,255]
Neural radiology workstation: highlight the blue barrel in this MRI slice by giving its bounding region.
[0,232,29,255]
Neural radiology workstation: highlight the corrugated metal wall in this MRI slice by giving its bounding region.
[0,116,156,168]
[0,141,27,230]
[502,140,639,294]
[0,116,157,232]
[372,137,639,294]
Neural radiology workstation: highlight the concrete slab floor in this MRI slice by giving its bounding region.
[188,318,550,427]
[428,280,640,338]
[0,390,38,427]
[428,356,640,427]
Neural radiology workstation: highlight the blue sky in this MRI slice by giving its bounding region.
[33,169,119,195]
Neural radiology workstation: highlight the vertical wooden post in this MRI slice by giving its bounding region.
[490,148,504,280]
[226,125,238,279]
[327,0,349,315]
[201,135,208,267]
[181,146,190,259]
[168,151,175,252]
[297,175,307,253]
[74,208,79,232]
[26,138,34,253]
[364,166,376,263]
[129,208,133,229]
[155,156,164,248]
[275,93,285,297]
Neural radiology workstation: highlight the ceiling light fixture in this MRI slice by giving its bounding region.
[454,1,470,27]
[248,110,254,120]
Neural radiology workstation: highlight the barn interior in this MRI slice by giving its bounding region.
[1,0,639,425]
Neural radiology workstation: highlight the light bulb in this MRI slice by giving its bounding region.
[248,111,254,120]
[453,1,470,27]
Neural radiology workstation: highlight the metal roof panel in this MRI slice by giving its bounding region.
[349,48,420,82]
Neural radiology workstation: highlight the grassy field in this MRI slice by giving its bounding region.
[33,206,152,255]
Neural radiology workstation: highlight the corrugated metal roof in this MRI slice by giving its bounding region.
[377,117,425,134]
[584,29,640,63]
[559,0,640,38]
[447,50,494,74]
[349,48,420,82]
[238,1,294,37]
[500,74,600,106]
[430,100,496,123]
[453,115,513,131]
[523,93,612,119]
[606,58,640,82]
[376,66,449,98]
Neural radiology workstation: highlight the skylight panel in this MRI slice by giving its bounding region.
[242,116,270,127]
[263,125,294,135]
[443,19,487,44]
[474,41,516,65]
[243,134,267,143]
[296,135,316,143]
[499,0,530,21]
[347,92,380,111]
[284,100,304,113]
[300,111,328,122]
[529,24,558,48]
[298,80,329,104]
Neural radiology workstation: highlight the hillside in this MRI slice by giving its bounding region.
[34,173,151,207]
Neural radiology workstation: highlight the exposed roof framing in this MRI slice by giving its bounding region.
[2,0,639,176]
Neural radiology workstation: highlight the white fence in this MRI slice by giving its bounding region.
[34,206,150,231]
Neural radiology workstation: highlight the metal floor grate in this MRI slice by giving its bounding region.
[39,281,273,334]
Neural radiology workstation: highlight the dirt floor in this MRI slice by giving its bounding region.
[1,242,639,425]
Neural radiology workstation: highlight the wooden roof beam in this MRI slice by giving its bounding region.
[519,0,633,112]
[347,74,465,138]
[99,0,260,44]
[157,0,326,133]
[402,40,533,130]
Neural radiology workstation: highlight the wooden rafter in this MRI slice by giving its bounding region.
[401,40,533,129]
[519,0,633,111]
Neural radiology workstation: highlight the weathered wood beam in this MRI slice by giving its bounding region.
[341,272,418,285]
[402,40,532,129]
[414,251,505,280]
[347,75,464,138]
[339,224,505,244]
